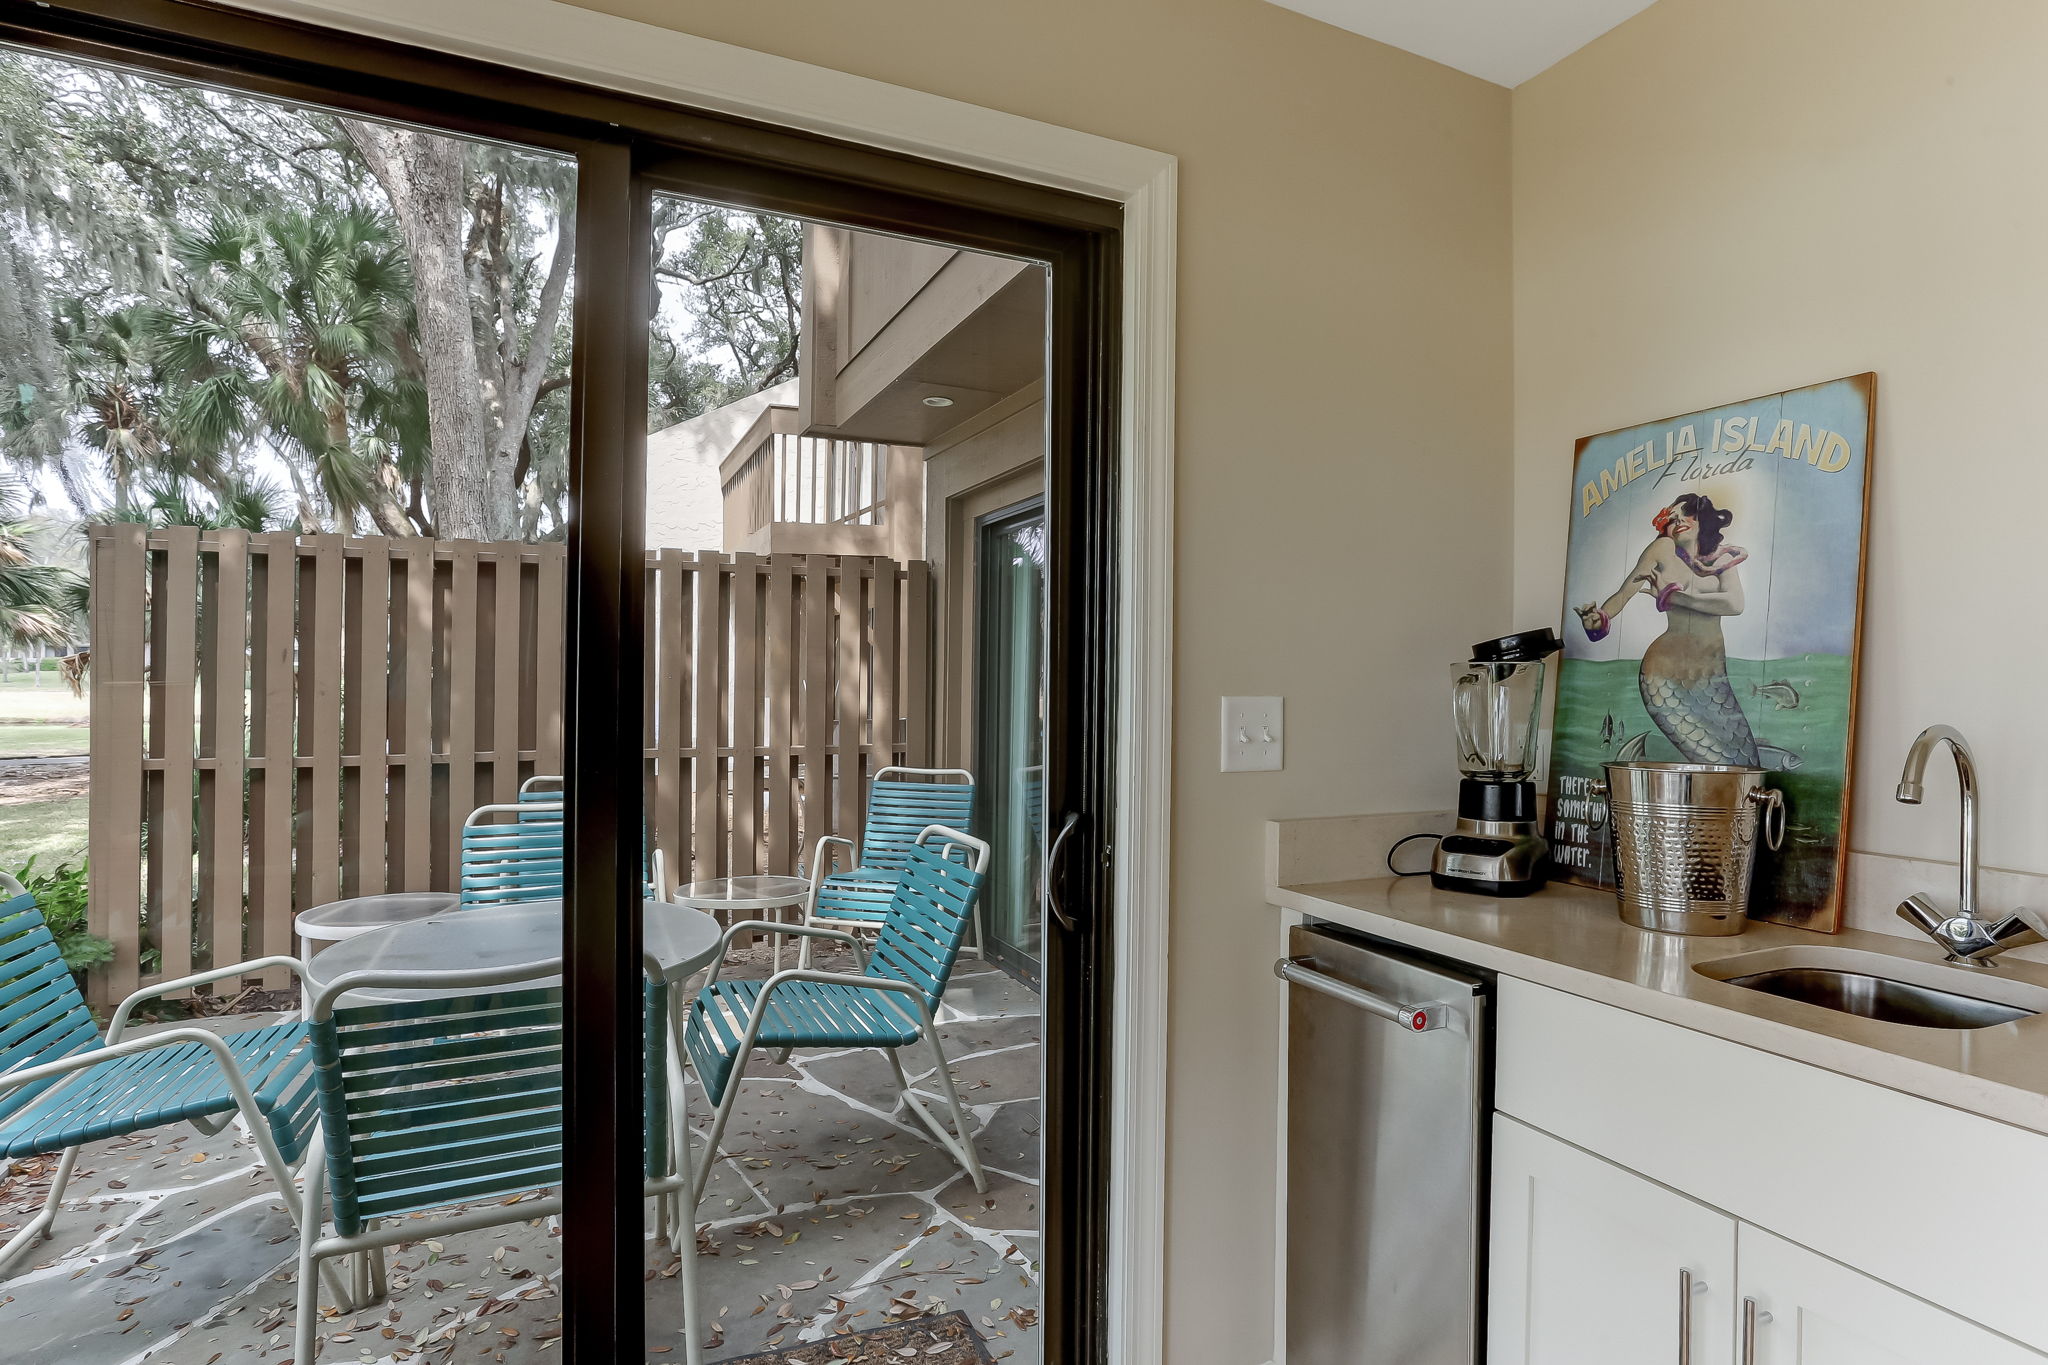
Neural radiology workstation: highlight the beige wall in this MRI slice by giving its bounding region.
[567,2,1514,1359]
[1514,0,2048,881]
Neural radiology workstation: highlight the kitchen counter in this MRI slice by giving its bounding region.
[1267,816,2048,1137]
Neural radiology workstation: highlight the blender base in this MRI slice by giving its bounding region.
[1429,869,1546,898]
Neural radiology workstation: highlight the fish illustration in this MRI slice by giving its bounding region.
[1600,712,1616,746]
[1749,679,1802,711]
[1756,744,1804,771]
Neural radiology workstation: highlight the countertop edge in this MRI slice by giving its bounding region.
[1268,878,2048,1140]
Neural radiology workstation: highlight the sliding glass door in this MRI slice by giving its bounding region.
[976,500,1048,985]
[0,6,1121,1362]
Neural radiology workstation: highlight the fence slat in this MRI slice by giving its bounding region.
[798,556,831,870]
[692,553,724,880]
[395,542,435,890]
[246,533,296,990]
[730,553,760,876]
[343,540,389,901]
[534,546,565,779]
[904,561,932,767]
[871,555,899,778]
[299,535,345,912]
[198,531,253,979]
[87,524,148,1006]
[444,542,480,880]
[642,552,660,883]
[150,526,199,985]
[833,560,864,848]
[86,536,930,1003]
[763,556,795,877]
[490,548,521,805]
[650,552,680,890]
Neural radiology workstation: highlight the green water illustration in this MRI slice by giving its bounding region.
[1547,653,1850,926]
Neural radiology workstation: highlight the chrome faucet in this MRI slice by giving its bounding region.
[1894,724,2046,966]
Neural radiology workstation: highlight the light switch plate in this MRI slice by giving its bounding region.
[1221,696,1283,772]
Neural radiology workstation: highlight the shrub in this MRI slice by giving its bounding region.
[13,855,112,972]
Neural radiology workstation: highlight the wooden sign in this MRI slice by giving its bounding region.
[1548,374,1875,932]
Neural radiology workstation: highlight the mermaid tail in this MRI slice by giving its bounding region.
[1639,633,1760,766]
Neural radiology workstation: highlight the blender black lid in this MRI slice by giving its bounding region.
[1471,627,1560,663]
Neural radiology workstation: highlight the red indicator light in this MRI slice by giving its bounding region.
[1410,1011,1428,1031]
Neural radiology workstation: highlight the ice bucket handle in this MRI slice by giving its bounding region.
[1746,786,1786,851]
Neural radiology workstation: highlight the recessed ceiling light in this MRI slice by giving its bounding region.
[921,395,955,408]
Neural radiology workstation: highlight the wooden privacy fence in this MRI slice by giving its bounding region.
[85,525,931,1007]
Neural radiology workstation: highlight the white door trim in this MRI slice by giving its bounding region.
[210,3,1176,1359]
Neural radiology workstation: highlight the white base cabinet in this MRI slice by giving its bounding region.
[1737,1226,2039,1365]
[1490,1116,2043,1365]
[1489,1115,1734,1365]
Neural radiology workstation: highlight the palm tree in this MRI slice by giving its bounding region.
[0,474,83,648]
[51,300,180,515]
[100,470,287,532]
[146,204,427,535]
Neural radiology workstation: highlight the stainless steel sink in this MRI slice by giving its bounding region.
[1721,966,2033,1028]
[1695,945,2048,1030]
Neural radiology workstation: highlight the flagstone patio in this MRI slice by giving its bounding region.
[0,945,1041,1364]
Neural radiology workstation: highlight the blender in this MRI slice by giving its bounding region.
[1431,628,1560,897]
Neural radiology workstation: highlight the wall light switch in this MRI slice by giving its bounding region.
[1221,696,1283,772]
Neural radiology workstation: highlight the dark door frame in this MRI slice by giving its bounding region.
[1,5,1126,1362]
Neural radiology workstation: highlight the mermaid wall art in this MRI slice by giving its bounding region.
[1547,374,1875,931]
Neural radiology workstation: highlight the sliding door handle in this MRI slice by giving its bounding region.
[1047,811,1085,932]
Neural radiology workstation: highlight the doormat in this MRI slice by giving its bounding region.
[715,1310,997,1364]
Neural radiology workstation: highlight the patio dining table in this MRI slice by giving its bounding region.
[300,897,724,1003]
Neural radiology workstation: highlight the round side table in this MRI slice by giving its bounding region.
[294,891,460,963]
[671,874,813,972]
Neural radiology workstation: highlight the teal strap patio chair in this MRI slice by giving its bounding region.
[515,774,676,901]
[0,894,322,1278]
[459,799,565,907]
[802,767,978,962]
[292,958,702,1365]
[687,826,990,1204]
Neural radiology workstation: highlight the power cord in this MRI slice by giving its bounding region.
[1387,831,1442,877]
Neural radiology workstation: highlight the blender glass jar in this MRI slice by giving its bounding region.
[1451,658,1546,782]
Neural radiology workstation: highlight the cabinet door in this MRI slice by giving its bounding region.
[1737,1226,2045,1364]
[1490,1115,1737,1365]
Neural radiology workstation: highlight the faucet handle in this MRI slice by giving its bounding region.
[1896,894,1947,940]
[1990,907,2048,954]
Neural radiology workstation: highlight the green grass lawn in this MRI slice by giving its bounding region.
[0,723,89,757]
[0,794,88,873]
[0,670,89,723]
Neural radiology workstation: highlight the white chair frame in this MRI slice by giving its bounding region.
[291,956,704,1365]
[0,956,353,1307]
[693,825,991,1206]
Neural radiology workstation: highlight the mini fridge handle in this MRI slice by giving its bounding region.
[1274,956,1453,1032]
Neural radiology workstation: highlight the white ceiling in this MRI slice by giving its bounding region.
[1263,0,1659,87]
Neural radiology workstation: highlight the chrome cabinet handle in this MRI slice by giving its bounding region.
[1273,957,1452,1032]
[1678,1269,1707,1365]
[1742,1296,1772,1365]
[1046,812,1084,932]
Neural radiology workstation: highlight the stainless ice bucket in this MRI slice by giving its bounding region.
[1592,762,1786,936]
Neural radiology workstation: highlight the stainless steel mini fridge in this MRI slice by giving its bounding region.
[1277,922,1490,1364]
